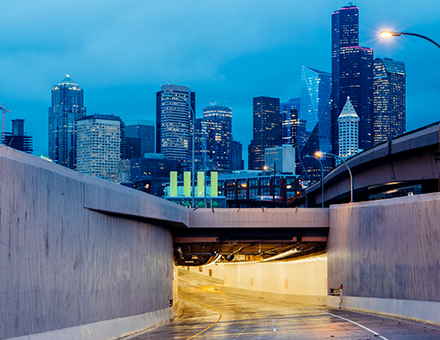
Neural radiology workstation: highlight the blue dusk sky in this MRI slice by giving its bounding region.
[1,0,439,165]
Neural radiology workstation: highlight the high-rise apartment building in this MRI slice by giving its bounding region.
[248,96,282,170]
[48,75,86,169]
[77,114,121,182]
[156,84,195,161]
[125,120,155,156]
[338,97,359,164]
[331,5,373,156]
[299,66,332,182]
[4,119,33,154]
[373,58,406,144]
[202,105,233,171]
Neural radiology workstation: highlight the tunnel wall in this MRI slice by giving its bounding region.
[0,147,185,339]
[327,192,440,324]
[187,253,328,305]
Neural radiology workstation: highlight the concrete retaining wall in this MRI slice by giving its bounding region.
[187,253,328,305]
[0,146,185,339]
[328,192,440,324]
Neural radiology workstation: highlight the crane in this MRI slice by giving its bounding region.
[1,103,11,145]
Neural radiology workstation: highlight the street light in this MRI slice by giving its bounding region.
[162,93,196,208]
[304,155,324,208]
[263,163,277,207]
[315,151,354,203]
[380,31,440,49]
[195,136,207,208]
[380,30,440,191]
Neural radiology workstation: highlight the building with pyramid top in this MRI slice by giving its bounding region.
[337,97,360,164]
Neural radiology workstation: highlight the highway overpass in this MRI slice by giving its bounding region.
[303,122,440,207]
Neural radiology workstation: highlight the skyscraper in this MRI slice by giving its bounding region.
[202,105,233,171]
[331,5,374,156]
[248,96,282,170]
[48,75,86,169]
[125,120,155,156]
[281,98,300,146]
[338,97,359,163]
[281,98,305,174]
[231,140,243,170]
[4,119,33,154]
[156,84,195,161]
[299,66,332,182]
[125,137,141,159]
[77,114,121,181]
[373,58,406,144]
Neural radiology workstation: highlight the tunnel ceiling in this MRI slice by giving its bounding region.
[172,227,328,266]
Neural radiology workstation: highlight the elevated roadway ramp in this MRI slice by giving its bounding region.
[304,122,440,207]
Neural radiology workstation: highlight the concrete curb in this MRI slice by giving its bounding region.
[327,296,440,326]
[6,307,174,340]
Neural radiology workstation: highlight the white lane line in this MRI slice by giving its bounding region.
[308,308,389,340]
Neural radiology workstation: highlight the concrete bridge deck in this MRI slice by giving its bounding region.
[304,121,440,206]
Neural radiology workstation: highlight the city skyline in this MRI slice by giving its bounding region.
[1,1,439,168]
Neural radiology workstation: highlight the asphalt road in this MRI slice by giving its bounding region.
[128,270,440,340]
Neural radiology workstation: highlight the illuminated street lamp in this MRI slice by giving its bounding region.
[315,151,353,203]
[162,93,195,208]
[304,155,324,208]
[263,163,277,207]
[381,30,440,190]
[380,31,440,49]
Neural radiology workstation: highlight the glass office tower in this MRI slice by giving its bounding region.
[373,58,406,144]
[281,98,304,174]
[331,5,374,156]
[202,106,233,171]
[125,120,155,156]
[299,66,332,183]
[248,96,282,170]
[156,84,195,161]
[48,75,86,169]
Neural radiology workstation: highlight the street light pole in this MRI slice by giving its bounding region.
[162,93,196,208]
[380,30,440,191]
[305,155,324,208]
[315,151,353,203]
[195,136,207,208]
[380,31,440,49]
[273,162,276,208]
[263,164,277,208]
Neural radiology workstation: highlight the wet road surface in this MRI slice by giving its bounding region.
[128,270,440,339]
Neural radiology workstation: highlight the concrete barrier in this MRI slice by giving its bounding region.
[328,192,440,325]
[327,295,440,326]
[0,146,184,339]
[7,307,174,340]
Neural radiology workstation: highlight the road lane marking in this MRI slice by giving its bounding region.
[179,294,223,339]
[308,308,389,340]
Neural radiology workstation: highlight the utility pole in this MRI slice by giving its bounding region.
[272,162,276,208]
[1,104,11,145]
